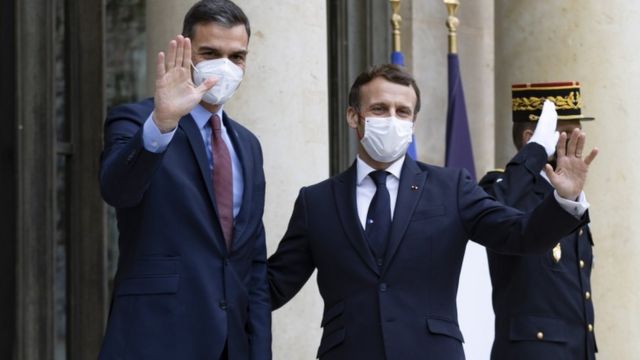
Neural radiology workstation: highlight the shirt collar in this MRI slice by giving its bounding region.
[190,103,225,131]
[356,155,405,185]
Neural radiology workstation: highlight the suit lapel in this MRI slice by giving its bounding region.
[382,157,428,274]
[223,113,253,249]
[333,164,380,275]
[179,114,226,254]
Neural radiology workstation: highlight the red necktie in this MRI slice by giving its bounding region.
[211,114,233,249]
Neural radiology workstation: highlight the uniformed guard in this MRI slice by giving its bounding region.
[480,81,597,359]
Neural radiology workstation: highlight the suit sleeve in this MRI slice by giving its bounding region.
[99,101,166,208]
[480,142,548,205]
[461,168,586,254]
[267,188,316,310]
[247,222,272,360]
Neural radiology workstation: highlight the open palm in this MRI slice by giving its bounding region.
[153,35,217,133]
[545,129,598,200]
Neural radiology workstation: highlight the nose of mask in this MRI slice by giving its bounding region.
[192,58,244,105]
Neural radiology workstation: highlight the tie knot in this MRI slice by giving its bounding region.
[210,114,222,132]
[369,170,389,186]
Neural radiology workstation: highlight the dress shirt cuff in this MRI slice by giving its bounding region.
[554,190,589,218]
[142,113,176,153]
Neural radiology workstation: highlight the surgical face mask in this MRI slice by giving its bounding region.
[360,116,414,163]
[192,58,244,105]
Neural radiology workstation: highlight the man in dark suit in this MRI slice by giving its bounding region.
[480,82,597,360]
[267,65,598,360]
[99,1,270,359]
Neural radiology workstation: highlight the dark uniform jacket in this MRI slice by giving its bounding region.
[480,142,597,360]
[268,156,586,360]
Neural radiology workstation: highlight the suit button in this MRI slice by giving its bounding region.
[376,258,383,267]
[379,283,387,292]
[219,300,227,310]
[588,324,594,332]
[536,332,544,340]
[579,228,584,236]
[579,259,585,269]
[585,291,591,300]
[224,258,229,266]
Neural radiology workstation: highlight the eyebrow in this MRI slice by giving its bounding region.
[197,46,248,57]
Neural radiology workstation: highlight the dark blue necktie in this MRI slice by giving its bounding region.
[365,170,391,262]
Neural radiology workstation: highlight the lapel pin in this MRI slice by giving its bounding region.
[411,185,419,191]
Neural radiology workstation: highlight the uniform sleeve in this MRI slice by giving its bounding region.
[480,142,548,205]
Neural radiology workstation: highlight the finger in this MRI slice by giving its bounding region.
[566,128,580,158]
[574,131,586,158]
[183,37,192,69]
[175,35,184,68]
[196,77,218,93]
[556,131,568,158]
[543,164,556,183]
[584,147,599,166]
[166,39,177,69]
[156,52,166,79]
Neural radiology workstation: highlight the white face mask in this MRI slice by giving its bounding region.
[360,116,414,163]
[192,58,244,105]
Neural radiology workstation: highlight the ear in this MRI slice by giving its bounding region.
[522,129,534,144]
[346,107,359,129]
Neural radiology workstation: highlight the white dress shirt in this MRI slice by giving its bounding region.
[142,104,244,218]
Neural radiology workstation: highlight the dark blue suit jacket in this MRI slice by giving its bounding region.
[268,156,586,360]
[480,142,596,360]
[99,99,271,360]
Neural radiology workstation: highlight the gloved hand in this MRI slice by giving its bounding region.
[529,100,559,157]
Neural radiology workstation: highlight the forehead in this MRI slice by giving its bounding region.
[191,22,249,48]
[359,77,417,107]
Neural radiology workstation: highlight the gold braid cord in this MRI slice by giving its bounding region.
[512,92,583,111]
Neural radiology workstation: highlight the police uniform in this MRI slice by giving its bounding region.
[480,82,597,360]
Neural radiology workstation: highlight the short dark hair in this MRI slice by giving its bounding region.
[182,0,251,40]
[512,121,537,149]
[348,64,421,114]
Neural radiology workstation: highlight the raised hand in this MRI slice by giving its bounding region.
[544,128,599,200]
[153,35,217,133]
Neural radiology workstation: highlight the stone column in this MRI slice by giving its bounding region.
[145,1,192,95]
[495,1,640,358]
[226,1,328,356]
[145,1,328,358]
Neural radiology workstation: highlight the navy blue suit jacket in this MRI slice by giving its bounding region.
[480,142,596,360]
[99,99,271,360]
[268,157,586,360]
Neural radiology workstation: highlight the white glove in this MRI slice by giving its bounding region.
[529,100,559,157]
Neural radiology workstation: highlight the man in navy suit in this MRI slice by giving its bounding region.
[267,65,598,360]
[99,1,270,359]
[480,82,597,360]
